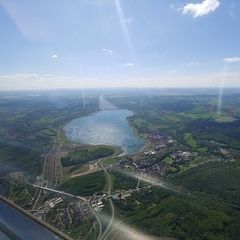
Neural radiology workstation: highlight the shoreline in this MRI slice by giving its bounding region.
[63,109,147,157]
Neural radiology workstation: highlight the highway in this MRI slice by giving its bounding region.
[8,178,87,204]
[32,148,51,210]
[31,184,87,203]
[33,128,65,209]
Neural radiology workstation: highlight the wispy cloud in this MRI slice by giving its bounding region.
[125,17,133,23]
[223,57,240,63]
[51,54,58,59]
[187,62,198,65]
[182,0,220,18]
[102,48,113,54]
[123,63,134,67]
[169,4,175,9]
[0,73,39,79]
[1,72,240,91]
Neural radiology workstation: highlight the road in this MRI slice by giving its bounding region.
[31,184,87,203]
[84,221,96,240]
[44,145,64,186]
[71,160,101,178]
[44,127,65,187]
[88,199,102,240]
[99,161,115,240]
[9,178,87,204]
[32,128,63,210]
[32,151,50,210]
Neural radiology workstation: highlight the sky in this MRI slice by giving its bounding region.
[0,0,240,90]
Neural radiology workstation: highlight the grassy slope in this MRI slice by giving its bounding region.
[170,164,240,205]
[113,185,240,240]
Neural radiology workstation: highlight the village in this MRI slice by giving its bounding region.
[116,132,196,181]
[3,129,233,237]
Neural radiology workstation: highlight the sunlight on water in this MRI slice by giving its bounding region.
[64,110,145,154]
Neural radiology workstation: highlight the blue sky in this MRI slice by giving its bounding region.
[0,0,240,90]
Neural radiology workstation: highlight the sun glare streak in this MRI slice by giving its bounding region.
[99,95,117,110]
[114,168,178,192]
[217,66,228,115]
[78,62,86,109]
[114,0,135,61]
[217,79,224,115]
[82,86,86,109]
[99,214,158,240]
[0,1,30,40]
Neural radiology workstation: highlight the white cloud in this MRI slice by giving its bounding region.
[182,0,220,18]
[102,48,113,54]
[223,57,240,63]
[123,63,134,67]
[51,54,58,59]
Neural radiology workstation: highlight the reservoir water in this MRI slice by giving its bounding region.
[64,110,145,155]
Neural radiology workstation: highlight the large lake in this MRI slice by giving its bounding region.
[64,110,145,155]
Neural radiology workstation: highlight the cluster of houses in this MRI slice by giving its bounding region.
[47,199,90,231]
[90,195,105,212]
[170,151,195,164]
[45,197,63,209]
[8,171,26,180]
[116,133,196,180]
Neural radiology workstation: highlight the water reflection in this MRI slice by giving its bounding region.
[64,110,144,155]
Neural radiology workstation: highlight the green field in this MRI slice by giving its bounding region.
[102,157,119,167]
[110,169,139,190]
[59,171,105,196]
[162,157,174,165]
[214,115,236,123]
[184,133,198,149]
[61,145,115,168]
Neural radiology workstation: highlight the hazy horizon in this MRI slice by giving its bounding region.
[0,0,240,90]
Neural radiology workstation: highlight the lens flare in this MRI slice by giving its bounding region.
[99,214,158,240]
[99,95,116,110]
[82,86,86,109]
[217,66,228,115]
[114,0,135,61]
[217,78,224,115]
[113,168,178,192]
